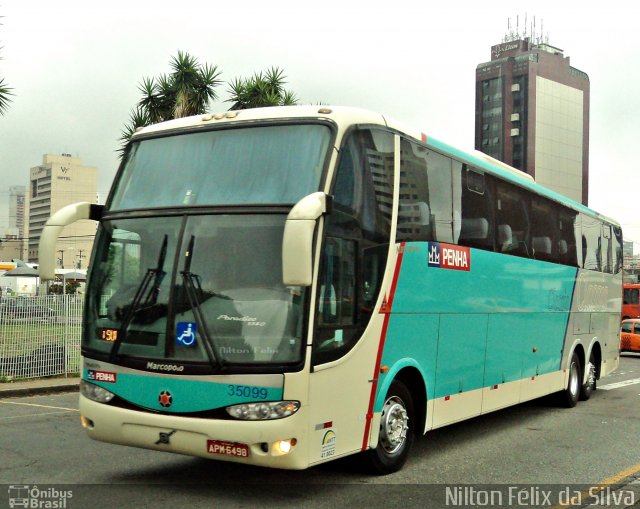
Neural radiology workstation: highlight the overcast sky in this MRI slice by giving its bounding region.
[1,1,638,246]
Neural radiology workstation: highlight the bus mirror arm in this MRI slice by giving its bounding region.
[282,192,331,287]
[38,202,104,280]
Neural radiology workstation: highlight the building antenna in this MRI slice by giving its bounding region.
[533,16,536,43]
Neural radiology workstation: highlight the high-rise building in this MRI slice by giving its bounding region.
[8,185,25,240]
[26,153,97,268]
[475,34,589,205]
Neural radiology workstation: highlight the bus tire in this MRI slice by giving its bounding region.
[561,352,581,408]
[580,351,597,401]
[365,380,414,475]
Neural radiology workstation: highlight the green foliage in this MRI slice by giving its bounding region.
[227,67,298,111]
[119,54,302,157]
[48,281,81,295]
[0,76,12,116]
[0,13,14,116]
[119,50,222,155]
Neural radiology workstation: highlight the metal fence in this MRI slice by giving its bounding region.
[0,295,83,381]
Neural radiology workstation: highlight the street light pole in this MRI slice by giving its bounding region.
[77,249,85,269]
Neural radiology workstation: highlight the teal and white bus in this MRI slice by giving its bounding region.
[39,106,622,474]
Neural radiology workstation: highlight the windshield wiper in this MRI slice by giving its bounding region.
[109,234,168,361]
[180,235,222,369]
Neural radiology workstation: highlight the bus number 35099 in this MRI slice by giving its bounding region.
[228,385,269,400]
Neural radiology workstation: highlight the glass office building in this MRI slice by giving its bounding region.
[476,38,590,205]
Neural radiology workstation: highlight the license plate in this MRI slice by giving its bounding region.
[207,440,250,458]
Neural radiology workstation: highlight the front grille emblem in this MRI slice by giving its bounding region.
[159,390,173,408]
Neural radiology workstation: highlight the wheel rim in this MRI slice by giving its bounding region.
[379,396,409,454]
[569,361,580,397]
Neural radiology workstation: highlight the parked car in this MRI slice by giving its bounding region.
[0,298,56,323]
[620,318,640,353]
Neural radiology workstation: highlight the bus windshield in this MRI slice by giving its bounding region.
[85,214,305,367]
[109,124,331,210]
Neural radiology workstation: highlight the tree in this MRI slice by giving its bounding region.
[0,15,14,116]
[0,75,11,116]
[119,54,301,156]
[226,67,298,110]
[119,50,222,154]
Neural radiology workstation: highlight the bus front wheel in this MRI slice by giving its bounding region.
[365,380,415,475]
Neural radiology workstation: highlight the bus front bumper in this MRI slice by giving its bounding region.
[79,395,310,470]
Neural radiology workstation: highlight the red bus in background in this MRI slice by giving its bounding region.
[623,283,640,320]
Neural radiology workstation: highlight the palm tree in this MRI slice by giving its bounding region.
[119,51,222,155]
[0,74,11,116]
[0,14,14,116]
[227,67,298,110]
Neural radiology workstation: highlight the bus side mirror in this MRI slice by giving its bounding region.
[282,192,331,287]
[38,202,104,280]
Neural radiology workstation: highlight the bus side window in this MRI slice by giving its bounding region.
[397,139,454,243]
[530,197,558,263]
[454,166,494,251]
[317,237,356,326]
[362,245,387,311]
[494,181,530,258]
[314,128,394,366]
[581,214,602,271]
[602,225,613,274]
[558,209,579,267]
[613,226,623,274]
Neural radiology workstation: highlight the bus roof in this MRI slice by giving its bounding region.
[132,105,619,228]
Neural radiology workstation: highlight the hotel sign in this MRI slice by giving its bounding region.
[491,41,522,59]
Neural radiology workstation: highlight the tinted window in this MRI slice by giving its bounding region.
[397,140,454,243]
[454,166,494,250]
[613,226,624,274]
[581,214,602,271]
[314,128,394,365]
[558,208,579,267]
[495,181,530,258]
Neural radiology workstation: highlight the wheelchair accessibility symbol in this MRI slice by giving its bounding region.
[176,322,197,347]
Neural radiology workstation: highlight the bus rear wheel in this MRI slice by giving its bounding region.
[560,352,581,408]
[580,351,597,401]
[365,380,415,474]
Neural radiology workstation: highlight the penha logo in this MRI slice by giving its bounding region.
[427,242,471,271]
[86,370,117,383]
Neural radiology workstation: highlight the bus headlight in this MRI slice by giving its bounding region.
[80,380,115,403]
[226,401,300,420]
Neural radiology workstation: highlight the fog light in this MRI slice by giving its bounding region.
[272,438,297,456]
[80,415,94,429]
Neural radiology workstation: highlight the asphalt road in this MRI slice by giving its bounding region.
[2,355,640,508]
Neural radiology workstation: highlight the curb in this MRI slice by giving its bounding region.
[0,379,80,399]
